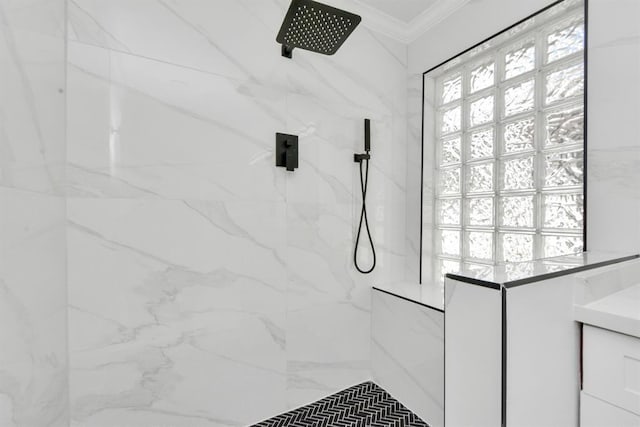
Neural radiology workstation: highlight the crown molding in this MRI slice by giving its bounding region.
[349,0,472,44]
[405,0,471,41]
[347,0,414,43]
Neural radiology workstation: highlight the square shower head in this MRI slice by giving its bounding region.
[276,0,362,58]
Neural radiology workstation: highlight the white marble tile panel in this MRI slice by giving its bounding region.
[0,188,66,366]
[286,202,356,308]
[285,201,371,408]
[67,0,289,88]
[360,199,407,271]
[66,41,111,172]
[372,291,444,426]
[390,112,409,200]
[0,1,67,425]
[0,189,67,425]
[587,0,640,254]
[68,198,287,303]
[286,299,370,409]
[285,27,407,115]
[67,46,288,201]
[108,50,287,167]
[68,198,287,426]
[0,0,66,37]
[365,120,407,204]
[70,310,286,426]
[0,26,66,193]
[0,359,68,427]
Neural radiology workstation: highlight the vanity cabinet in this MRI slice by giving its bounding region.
[581,325,640,426]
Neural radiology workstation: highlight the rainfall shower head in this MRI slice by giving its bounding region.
[276,0,362,58]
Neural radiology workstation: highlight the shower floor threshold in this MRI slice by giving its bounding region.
[251,381,429,427]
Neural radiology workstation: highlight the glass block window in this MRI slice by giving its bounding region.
[423,1,585,280]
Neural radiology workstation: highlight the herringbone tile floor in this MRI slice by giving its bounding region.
[252,381,429,427]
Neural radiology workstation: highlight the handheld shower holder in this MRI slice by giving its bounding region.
[353,119,371,162]
[353,118,376,274]
[354,153,370,162]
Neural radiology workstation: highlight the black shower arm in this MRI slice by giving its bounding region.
[282,45,294,59]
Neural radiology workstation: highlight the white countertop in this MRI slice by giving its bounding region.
[447,252,639,288]
[574,283,640,338]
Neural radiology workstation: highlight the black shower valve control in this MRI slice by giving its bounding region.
[353,153,370,163]
[276,132,299,172]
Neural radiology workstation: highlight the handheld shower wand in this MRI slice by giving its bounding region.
[353,119,376,274]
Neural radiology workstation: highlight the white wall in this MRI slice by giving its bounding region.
[406,0,640,283]
[586,0,640,254]
[65,1,408,425]
[0,0,68,425]
[444,278,502,427]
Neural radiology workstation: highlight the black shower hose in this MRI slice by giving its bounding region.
[354,157,376,274]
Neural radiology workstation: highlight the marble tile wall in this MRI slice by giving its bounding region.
[0,0,68,425]
[5,0,632,424]
[65,1,408,425]
[371,291,444,427]
[586,0,640,255]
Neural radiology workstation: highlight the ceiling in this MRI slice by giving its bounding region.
[342,0,471,43]
[361,0,440,23]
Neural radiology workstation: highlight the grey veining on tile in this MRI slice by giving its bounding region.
[1,0,638,425]
[65,0,408,424]
[68,0,132,53]
[68,199,288,426]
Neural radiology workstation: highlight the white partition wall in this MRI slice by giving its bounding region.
[445,278,503,427]
[445,254,638,427]
[507,277,581,426]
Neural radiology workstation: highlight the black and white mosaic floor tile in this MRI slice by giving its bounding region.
[252,381,429,427]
